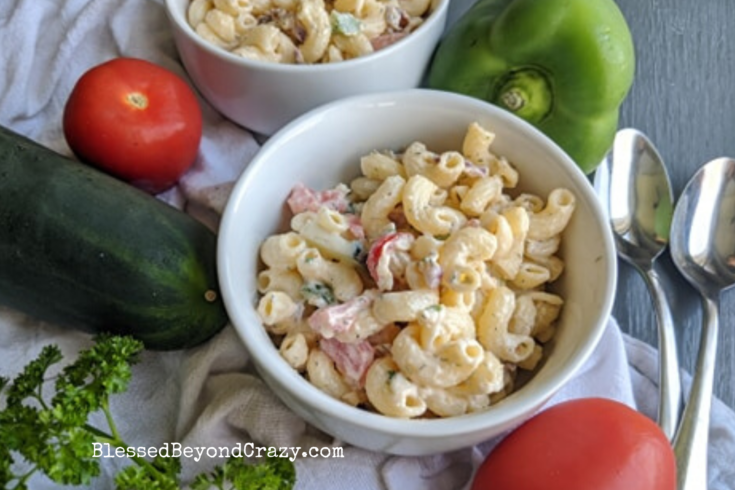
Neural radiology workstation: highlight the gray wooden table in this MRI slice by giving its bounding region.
[613,0,735,411]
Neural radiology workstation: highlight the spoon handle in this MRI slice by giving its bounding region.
[644,267,682,441]
[673,294,719,489]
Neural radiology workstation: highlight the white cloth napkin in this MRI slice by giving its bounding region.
[1,1,734,489]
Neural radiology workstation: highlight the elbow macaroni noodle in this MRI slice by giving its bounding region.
[255,122,576,418]
[187,0,435,64]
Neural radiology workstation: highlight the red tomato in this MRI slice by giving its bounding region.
[63,58,202,194]
[472,398,676,490]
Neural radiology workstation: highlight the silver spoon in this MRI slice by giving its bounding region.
[670,157,735,489]
[594,128,681,440]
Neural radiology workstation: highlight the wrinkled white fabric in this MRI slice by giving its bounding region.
[0,1,734,489]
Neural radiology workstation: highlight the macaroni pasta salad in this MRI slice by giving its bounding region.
[187,0,434,63]
[256,122,577,418]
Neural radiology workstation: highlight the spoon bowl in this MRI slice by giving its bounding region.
[670,157,735,489]
[606,129,674,263]
[671,157,735,294]
[595,128,681,440]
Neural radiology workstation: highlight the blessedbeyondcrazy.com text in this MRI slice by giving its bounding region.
[92,442,344,463]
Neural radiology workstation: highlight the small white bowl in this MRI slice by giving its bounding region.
[164,0,448,135]
[218,89,617,455]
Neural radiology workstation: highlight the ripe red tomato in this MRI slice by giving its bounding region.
[63,58,202,194]
[472,398,676,490]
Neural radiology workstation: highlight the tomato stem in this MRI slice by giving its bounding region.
[126,92,148,110]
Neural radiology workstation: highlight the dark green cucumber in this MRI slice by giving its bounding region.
[0,125,228,350]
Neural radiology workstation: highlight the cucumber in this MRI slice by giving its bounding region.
[0,125,228,350]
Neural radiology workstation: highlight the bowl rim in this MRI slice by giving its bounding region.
[164,0,449,73]
[217,88,618,439]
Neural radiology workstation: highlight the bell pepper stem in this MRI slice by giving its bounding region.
[493,67,552,123]
[500,89,525,111]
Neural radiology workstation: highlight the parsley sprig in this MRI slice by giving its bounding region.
[0,335,295,490]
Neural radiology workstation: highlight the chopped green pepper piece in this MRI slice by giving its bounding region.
[331,11,362,36]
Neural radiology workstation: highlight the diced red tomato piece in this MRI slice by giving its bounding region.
[320,338,375,388]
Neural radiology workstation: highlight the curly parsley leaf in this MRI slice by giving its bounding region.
[191,456,296,490]
[5,344,62,407]
[0,336,297,490]
[52,335,143,429]
[0,336,143,487]
[114,455,180,490]
[0,434,15,488]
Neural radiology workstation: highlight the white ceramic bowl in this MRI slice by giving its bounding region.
[218,89,617,456]
[164,0,448,136]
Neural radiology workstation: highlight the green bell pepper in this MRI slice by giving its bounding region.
[428,0,635,174]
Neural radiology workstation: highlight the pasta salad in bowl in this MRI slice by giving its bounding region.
[187,0,435,64]
[218,89,617,455]
[164,0,448,135]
